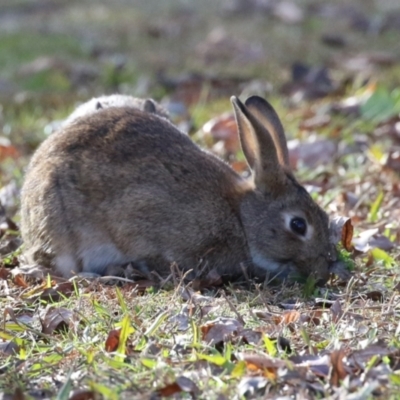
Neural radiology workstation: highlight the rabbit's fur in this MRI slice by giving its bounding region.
[63,95,169,127]
[21,95,336,284]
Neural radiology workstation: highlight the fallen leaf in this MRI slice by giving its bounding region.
[330,348,348,387]
[41,307,74,334]
[352,228,396,252]
[105,329,121,352]
[238,377,268,398]
[330,216,353,246]
[40,281,74,302]
[330,299,343,323]
[0,266,10,280]
[14,274,28,288]
[196,28,265,66]
[0,341,20,356]
[274,310,301,325]
[192,268,223,291]
[281,62,336,100]
[156,376,199,397]
[349,341,396,368]
[0,140,19,162]
[341,219,354,251]
[201,317,243,344]
[288,138,336,169]
[169,312,190,331]
[11,264,67,282]
[363,291,384,302]
[201,112,240,155]
[273,1,304,24]
[290,354,331,377]
[10,388,25,400]
[240,353,289,371]
[69,389,101,400]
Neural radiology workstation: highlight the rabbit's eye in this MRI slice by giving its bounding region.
[290,217,307,236]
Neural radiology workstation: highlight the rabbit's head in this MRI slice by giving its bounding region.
[232,96,336,284]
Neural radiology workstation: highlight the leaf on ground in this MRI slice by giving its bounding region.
[273,1,304,24]
[40,281,74,302]
[290,354,331,377]
[240,353,288,377]
[196,28,265,66]
[11,264,63,281]
[201,317,243,344]
[363,291,384,302]
[0,340,20,356]
[41,307,74,334]
[105,329,121,352]
[69,389,101,400]
[192,268,223,291]
[0,266,10,279]
[241,329,263,345]
[330,348,348,387]
[274,310,301,325]
[168,312,190,331]
[281,62,336,100]
[0,141,20,162]
[288,139,336,169]
[156,376,199,397]
[329,216,353,249]
[349,341,396,367]
[330,299,343,323]
[179,287,212,303]
[238,377,268,398]
[10,388,25,400]
[14,274,29,288]
[352,228,395,252]
[201,112,240,155]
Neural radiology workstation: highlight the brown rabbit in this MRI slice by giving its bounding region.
[20,95,336,284]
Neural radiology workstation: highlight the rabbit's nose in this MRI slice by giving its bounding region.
[327,245,338,263]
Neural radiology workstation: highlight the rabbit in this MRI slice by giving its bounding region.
[20,95,337,284]
[63,94,169,127]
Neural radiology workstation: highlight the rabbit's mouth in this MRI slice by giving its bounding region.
[251,249,334,285]
[250,250,301,282]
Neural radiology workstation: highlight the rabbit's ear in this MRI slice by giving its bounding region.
[231,96,287,193]
[144,99,157,114]
[244,96,290,168]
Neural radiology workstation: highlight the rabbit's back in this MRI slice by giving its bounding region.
[21,107,250,277]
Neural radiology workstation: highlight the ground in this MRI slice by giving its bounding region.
[1,0,400,399]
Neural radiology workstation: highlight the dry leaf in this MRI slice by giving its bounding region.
[201,112,239,155]
[201,317,243,344]
[156,376,199,397]
[329,216,353,248]
[41,307,74,334]
[14,274,28,288]
[330,348,348,387]
[240,353,289,371]
[69,390,101,400]
[40,281,74,302]
[0,142,19,162]
[0,341,20,356]
[0,266,10,280]
[341,218,354,251]
[105,329,121,352]
[273,310,301,325]
[330,299,343,323]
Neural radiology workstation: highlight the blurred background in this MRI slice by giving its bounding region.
[1,0,400,226]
